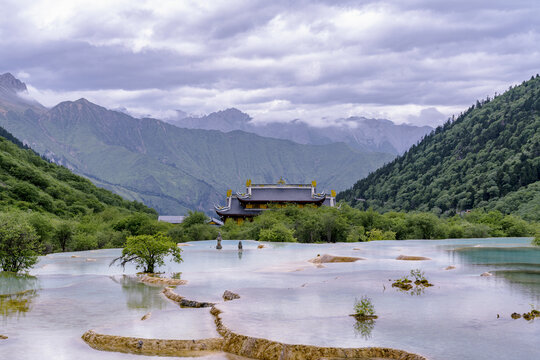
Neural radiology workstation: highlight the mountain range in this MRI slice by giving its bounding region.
[0,73,395,215]
[338,75,540,221]
[166,108,432,155]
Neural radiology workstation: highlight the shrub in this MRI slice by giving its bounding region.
[259,223,295,242]
[354,296,376,318]
[366,228,396,241]
[0,213,42,272]
[72,233,98,251]
[346,226,366,242]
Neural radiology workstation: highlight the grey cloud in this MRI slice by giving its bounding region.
[0,0,538,125]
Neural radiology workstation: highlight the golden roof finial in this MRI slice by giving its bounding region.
[277,177,286,185]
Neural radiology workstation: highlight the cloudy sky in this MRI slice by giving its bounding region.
[1,0,539,126]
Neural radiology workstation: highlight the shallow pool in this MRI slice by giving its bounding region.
[1,238,538,360]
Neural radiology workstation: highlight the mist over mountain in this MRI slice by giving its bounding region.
[0,73,394,215]
[166,108,433,155]
[0,73,45,114]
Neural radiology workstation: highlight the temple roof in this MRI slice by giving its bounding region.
[237,186,325,203]
[215,196,258,217]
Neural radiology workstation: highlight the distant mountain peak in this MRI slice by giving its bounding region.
[211,107,251,120]
[0,73,28,93]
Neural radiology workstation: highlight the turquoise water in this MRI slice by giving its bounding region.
[1,238,539,359]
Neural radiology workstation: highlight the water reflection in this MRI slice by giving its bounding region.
[110,275,168,310]
[0,272,40,319]
[393,285,426,296]
[0,289,38,318]
[492,270,540,301]
[353,319,375,340]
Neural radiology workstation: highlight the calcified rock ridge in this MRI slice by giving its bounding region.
[83,287,427,360]
[139,275,187,286]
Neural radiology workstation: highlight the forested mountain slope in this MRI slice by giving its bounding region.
[0,73,394,215]
[338,75,540,220]
[0,127,154,218]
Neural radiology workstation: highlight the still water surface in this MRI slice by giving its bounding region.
[1,238,539,359]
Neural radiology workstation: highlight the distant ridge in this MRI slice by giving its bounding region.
[166,108,433,155]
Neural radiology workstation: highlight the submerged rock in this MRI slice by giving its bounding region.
[396,255,431,261]
[141,312,151,321]
[0,335,7,340]
[257,244,265,249]
[480,272,492,277]
[71,255,80,258]
[86,258,97,262]
[162,287,214,308]
[444,265,456,270]
[511,312,522,319]
[349,314,378,320]
[308,254,364,264]
[222,290,240,301]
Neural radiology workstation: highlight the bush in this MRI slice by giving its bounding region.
[463,223,492,238]
[533,230,540,246]
[0,213,42,272]
[346,226,366,242]
[354,296,376,318]
[259,223,295,242]
[72,233,98,251]
[184,223,218,241]
[366,228,396,241]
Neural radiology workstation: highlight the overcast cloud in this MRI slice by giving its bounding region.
[1,0,539,126]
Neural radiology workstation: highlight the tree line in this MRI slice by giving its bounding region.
[219,204,538,243]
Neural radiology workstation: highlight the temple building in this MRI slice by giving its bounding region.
[215,178,336,224]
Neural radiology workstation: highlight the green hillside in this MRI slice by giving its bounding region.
[0,81,394,215]
[339,75,540,220]
[0,126,159,253]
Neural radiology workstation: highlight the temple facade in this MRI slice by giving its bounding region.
[215,178,336,224]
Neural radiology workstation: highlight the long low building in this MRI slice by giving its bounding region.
[215,178,336,224]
